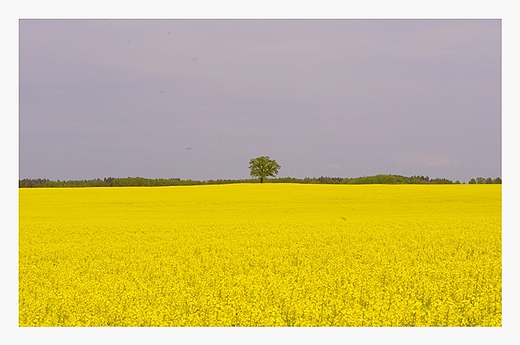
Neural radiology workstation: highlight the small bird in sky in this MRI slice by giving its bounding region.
[186,147,192,150]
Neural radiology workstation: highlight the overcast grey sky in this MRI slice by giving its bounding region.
[19,19,501,182]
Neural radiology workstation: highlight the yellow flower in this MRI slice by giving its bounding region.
[19,184,501,326]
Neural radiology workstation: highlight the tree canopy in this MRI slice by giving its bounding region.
[248,156,281,183]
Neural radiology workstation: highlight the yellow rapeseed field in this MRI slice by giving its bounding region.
[19,184,501,326]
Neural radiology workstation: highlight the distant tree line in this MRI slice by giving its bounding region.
[340,175,454,184]
[18,174,501,188]
[19,177,197,188]
[468,177,502,184]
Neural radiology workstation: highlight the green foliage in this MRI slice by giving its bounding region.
[476,177,486,184]
[467,177,501,184]
[341,174,439,185]
[19,174,501,188]
[248,156,281,183]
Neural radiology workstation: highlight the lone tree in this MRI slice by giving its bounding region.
[249,156,281,183]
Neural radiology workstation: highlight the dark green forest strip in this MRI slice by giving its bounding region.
[19,175,501,187]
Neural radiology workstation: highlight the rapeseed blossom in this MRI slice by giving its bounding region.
[19,184,501,326]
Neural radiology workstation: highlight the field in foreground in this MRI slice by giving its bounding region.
[19,184,501,326]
